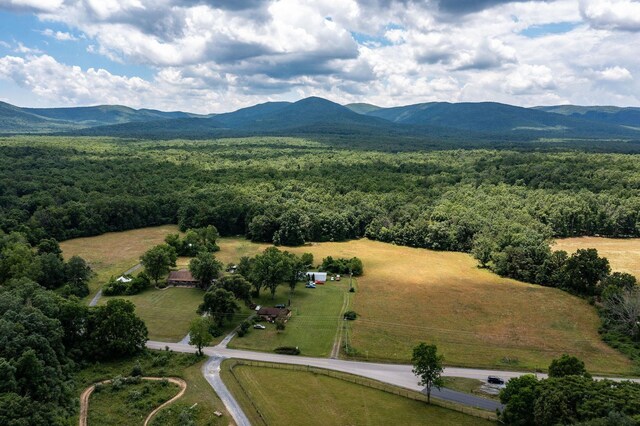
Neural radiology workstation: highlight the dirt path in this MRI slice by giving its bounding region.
[330,291,350,359]
[78,376,187,426]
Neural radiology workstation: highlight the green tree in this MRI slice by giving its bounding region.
[33,252,66,289]
[250,247,294,299]
[188,317,212,356]
[411,343,444,404]
[88,299,148,359]
[189,252,222,290]
[548,354,591,378]
[36,238,62,259]
[141,244,177,286]
[499,374,539,426]
[217,275,252,303]
[199,288,239,326]
[300,252,314,268]
[64,255,92,297]
[562,248,611,296]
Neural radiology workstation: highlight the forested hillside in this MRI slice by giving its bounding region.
[2,136,638,249]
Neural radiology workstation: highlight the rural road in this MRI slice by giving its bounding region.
[88,263,142,307]
[203,356,252,426]
[147,340,505,411]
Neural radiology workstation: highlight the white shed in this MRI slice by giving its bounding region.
[306,272,327,283]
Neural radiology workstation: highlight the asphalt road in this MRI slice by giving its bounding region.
[202,356,251,426]
[148,341,505,411]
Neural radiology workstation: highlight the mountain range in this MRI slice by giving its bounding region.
[1,97,639,141]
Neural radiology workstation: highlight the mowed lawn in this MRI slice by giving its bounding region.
[99,288,205,342]
[228,283,348,357]
[554,236,640,279]
[225,365,493,426]
[60,225,180,299]
[217,238,632,374]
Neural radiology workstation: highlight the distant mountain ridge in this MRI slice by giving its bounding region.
[0,98,638,141]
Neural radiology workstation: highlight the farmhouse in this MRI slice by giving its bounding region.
[257,307,292,323]
[306,271,327,283]
[167,269,199,286]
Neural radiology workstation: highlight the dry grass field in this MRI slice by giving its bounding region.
[218,238,632,374]
[60,225,180,299]
[553,237,640,279]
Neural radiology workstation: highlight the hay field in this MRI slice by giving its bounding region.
[257,238,632,374]
[60,225,179,298]
[553,237,640,279]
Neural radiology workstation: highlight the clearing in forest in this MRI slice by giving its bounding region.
[553,237,640,279]
[238,238,632,374]
[60,225,180,298]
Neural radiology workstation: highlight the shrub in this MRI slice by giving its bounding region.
[130,360,143,377]
[237,320,251,337]
[274,346,300,355]
[343,310,357,320]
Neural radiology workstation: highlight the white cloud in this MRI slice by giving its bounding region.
[41,28,78,41]
[597,66,633,81]
[580,0,640,32]
[0,0,637,109]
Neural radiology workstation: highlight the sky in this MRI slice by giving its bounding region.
[0,0,638,113]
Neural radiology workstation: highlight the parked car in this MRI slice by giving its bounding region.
[275,304,286,308]
[305,283,316,288]
[253,324,266,330]
[487,376,505,385]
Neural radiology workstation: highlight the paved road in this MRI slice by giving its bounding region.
[148,341,504,411]
[202,356,252,426]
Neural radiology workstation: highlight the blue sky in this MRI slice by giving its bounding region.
[0,0,638,113]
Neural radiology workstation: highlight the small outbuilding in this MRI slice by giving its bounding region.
[306,272,327,283]
[167,270,199,286]
[116,276,132,283]
[257,307,292,323]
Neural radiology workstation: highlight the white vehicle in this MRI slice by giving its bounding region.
[253,324,266,330]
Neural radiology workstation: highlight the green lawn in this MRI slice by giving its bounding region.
[223,363,495,426]
[443,377,500,401]
[228,282,348,357]
[100,288,206,342]
[73,351,230,426]
[88,379,180,426]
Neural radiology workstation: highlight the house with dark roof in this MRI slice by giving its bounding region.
[167,269,199,287]
[257,307,292,323]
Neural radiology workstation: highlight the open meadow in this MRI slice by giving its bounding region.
[217,237,632,374]
[60,225,180,299]
[553,237,640,279]
[222,363,493,426]
[98,288,212,342]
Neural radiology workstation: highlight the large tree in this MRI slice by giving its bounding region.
[548,354,590,378]
[250,247,294,299]
[87,299,148,359]
[217,275,252,303]
[189,317,212,356]
[561,248,610,296]
[411,343,444,404]
[189,251,223,290]
[140,244,177,286]
[199,288,240,326]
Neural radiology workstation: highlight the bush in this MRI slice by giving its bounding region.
[274,346,300,355]
[237,320,251,337]
[320,256,364,276]
[343,310,357,320]
[130,360,143,377]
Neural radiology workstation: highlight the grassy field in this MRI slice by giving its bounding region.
[60,225,180,299]
[228,282,349,357]
[99,287,207,342]
[88,379,180,426]
[74,351,230,426]
[222,363,493,426]
[554,237,640,279]
[219,237,632,374]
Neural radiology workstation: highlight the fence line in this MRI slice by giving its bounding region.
[225,360,268,426]
[228,359,497,422]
